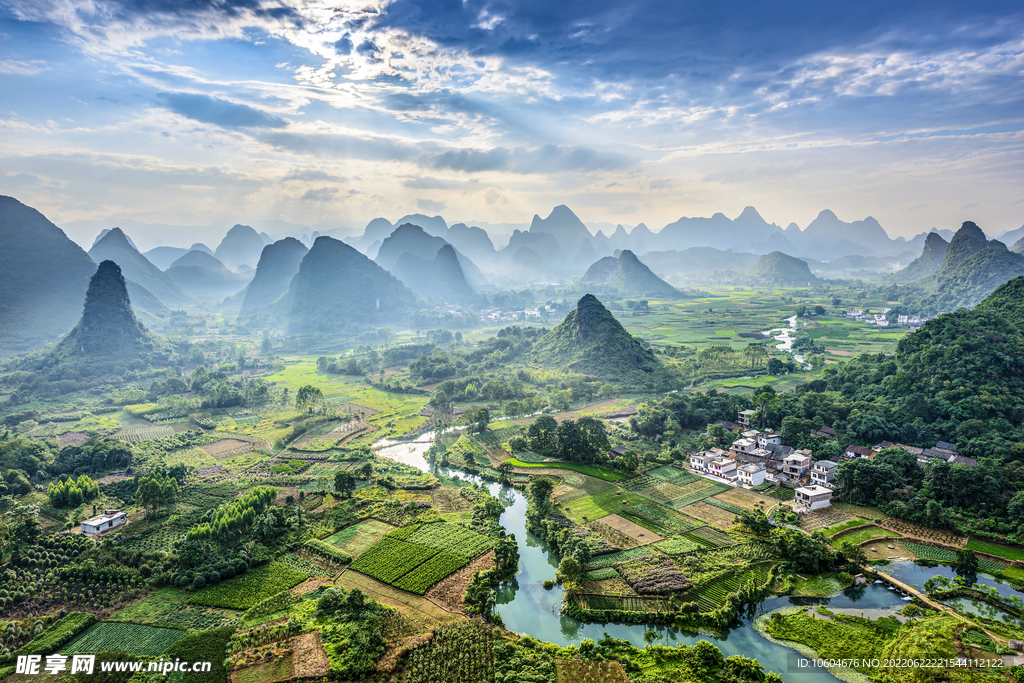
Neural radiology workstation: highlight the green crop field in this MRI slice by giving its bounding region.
[899,541,1005,573]
[65,622,185,656]
[668,481,730,508]
[559,489,650,524]
[505,458,625,481]
[693,564,773,612]
[350,537,438,584]
[403,522,492,559]
[189,562,306,610]
[585,567,620,581]
[966,539,1024,562]
[830,526,898,546]
[325,519,397,557]
[275,552,336,578]
[652,535,702,555]
[392,552,468,594]
[109,587,236,630]
[703,498,744,515]
[586,547,654,570]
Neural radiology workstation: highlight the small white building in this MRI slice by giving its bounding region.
[731,438,757,455]
[737,409,756,428]
[756,431,781,449]
[690,452,711,473]
[81,509,127,535]
[794,485,833,511]
[737,463,766,487]
[810,460,838,488]
[708,456,738,480]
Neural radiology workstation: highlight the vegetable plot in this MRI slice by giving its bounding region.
[404,522,492,559]
[393,552,469,594]
[350,538,438,584]
[189,562,306,609]
[64,622,185,656]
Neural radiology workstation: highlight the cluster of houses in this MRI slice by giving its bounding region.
[844,308,929,328]
[683,410,974,512]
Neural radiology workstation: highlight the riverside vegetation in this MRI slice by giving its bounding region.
[0,226,1022,681]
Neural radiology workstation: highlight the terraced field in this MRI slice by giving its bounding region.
[899,541,1005,573]
[682,526,737,548]
[692,563,774,612]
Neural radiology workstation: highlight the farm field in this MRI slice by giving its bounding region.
[109,587,237,630]
[831,526,899,546]
[190,562,307,609]
[558,489,650,525]
[349,537,439,584]
[553,474,617,504]
[966,539,1024,562]
[555,658,629,683]
[898,541,1005,573]
[588,513,663,545]
[709,487,775,511]
[64,622,185,656]
[680,500,740,529]
[402,522,493,558]
[336,571,465,629]
[324,519,397,558]
[504,458,625,481]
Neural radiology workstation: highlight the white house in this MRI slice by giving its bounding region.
[81,509,127,535]
[730,438,757,455]
[782,452,813,480]
[794,485,833,510]
[810,460,838,488]
[708,456,738,480]
[756,431,782,449]
[737,463,766,487]
[846,310,863,318]
[690,452,711,473]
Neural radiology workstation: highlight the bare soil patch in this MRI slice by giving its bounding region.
[827,349,854,357]
[201,438,253,460]
[426,551,495,614]
[336,571,464,631]
[288,630,330,678]
[425,487,476,514]
[711,487,775,511]
[682,501,739,529]
[799,506,853,531]
[582,576,636,596]
[589,513,663,545]
[289,578,335,597]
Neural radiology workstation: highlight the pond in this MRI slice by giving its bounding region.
[377,438,906,682]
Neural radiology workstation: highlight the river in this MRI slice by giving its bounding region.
[764,315,807,364]
[374,437,914,682]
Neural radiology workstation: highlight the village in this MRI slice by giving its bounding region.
[682,408,976,515]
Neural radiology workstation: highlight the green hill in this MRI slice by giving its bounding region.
[0,195,98,357]
[88,228,189,307]
[534,294,660,380]
[1011,237,1023,254]
[392,244,476,303]
[238,237,308,317]
[746,251,818,285]
[891,232,948,283]
[47,260,172,377]
[286,236,418,334]
[906,222,1024,313]
[577,250,680,298]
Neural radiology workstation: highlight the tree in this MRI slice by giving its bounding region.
[737,509,773,536]
[795,304,807,317]
[135,471,179,512]
[462,408,490,434]
[296,385,324,412]
[954,548,980,578]
[497,461,514,485]
[813,305,826,316]
[334,471,356,498]
[359,463,374,480]
[527,415,559,456]
[837,541,868,567]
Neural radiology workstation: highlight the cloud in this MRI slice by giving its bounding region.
[0,59,48,75]
[156,92,287,129]
[282,169,345,182]
[402,176,477,190]
[424,143,634,174]
[416,198,447,212]
[300,187,337,202]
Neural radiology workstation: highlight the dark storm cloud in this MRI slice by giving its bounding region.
[156,92,287,128]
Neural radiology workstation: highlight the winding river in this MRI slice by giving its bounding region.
[373,436,917,682]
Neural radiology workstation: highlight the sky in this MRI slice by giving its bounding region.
[1,0,1022,249]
